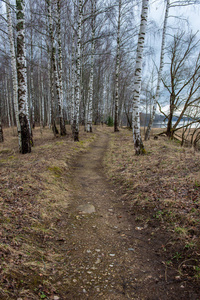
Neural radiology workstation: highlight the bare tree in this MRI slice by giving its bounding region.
[73,0,83,141]
[145,0,170,140]
[86,0,96,133]
[6,0,21,144]
[114,0,121,132]
[161,32,200,138]
[132,0,149,155]
[57,0,67,136]
[16,0,32,153]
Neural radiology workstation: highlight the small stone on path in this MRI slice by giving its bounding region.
[77,204,96,214]
[95,258,101,264]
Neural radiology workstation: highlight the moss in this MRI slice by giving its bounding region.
[175,227,188,236]
[0,149,10,154]
[55,141,64,146]
[8,155,16,160]
[141,147,147,155]
[48,166,63,178]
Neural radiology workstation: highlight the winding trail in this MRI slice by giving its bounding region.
[60,129,196,299]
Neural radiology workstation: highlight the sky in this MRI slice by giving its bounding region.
[149,0,200,33]
[142,0,200,115]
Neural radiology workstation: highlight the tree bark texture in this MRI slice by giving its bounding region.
[6,0,21,145]
[145,0,170,140]
[132,0,149,155]
[57,0,66,136]
[71,33,75,130]
[0,121,3,142]
[87,0,96,133]
[114,0,121,132]
[16,0,31,153]
[73,0,83,141]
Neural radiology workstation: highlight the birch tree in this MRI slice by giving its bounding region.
[29,0,35,128]
[73,0,83,141]
[145,0,170,140]
[86,0,96,133]
[114,0,121,132]
[16,0,32,153]
[46,0,58,135]
[57,0,66,136]
[71,33,75,129]
[132,0,149,155]
[6,0,21,144]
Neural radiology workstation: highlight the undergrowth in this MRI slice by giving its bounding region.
[104,127,200,281]
[0,125,96,299]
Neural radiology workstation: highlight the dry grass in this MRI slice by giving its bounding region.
[104,127,200,278]
[0,125,96,299]
[0,125,200,299]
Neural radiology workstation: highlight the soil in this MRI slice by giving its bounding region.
[0,126,199,299]
[55,129,199,299]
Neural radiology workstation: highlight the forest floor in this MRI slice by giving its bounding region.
[0,125,200,300]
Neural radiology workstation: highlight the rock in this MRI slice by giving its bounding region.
[77,204,96,214]
[54,296,60,300]
[135,226,143,230]
[95,258,101,264]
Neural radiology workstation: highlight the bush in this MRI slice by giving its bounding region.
[107,116,114,127]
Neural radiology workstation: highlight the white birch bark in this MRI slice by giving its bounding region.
[145,0,170,140]
[132,0,149,155]
[8,78,15,127]
[38,65,42,131]
[46,0,58,135]
[6,0,21,145]
[47,49,52,128]
[30,67,35,127]
[40,45,45,128]
[71,33,75,128]
[114,0,121,132]
[16,0,31,153]
[57,0,66,135]
[30,2,35,129]
[87,0,96,133]
[5,75,11,127]
[73,0,83,141]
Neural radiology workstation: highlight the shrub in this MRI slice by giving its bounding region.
[107,116,114,127]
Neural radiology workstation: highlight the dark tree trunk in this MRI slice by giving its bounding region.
[166,111,174,138]
[19,113,31,153]
[52,120,59,136]
[114,108,119,132]
[0,123,4,142]
[74,125,79,141]
[60,117,67,136]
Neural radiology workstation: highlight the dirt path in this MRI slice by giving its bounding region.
[57,130,198,299]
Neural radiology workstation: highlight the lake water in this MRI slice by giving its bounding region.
[152,121,199,129]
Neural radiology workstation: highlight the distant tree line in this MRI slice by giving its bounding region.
[0,0,199,153]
